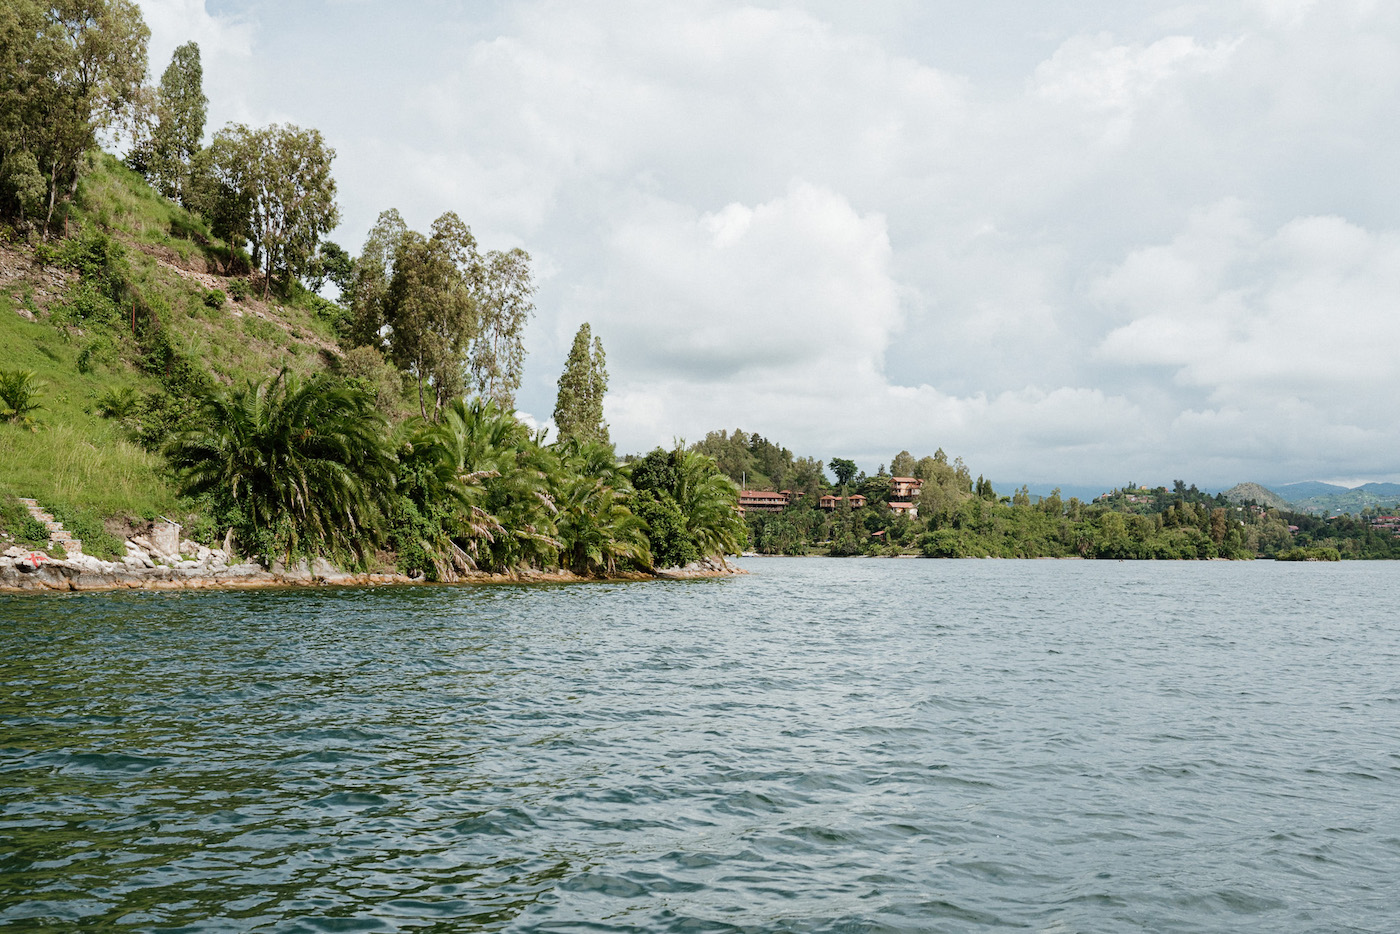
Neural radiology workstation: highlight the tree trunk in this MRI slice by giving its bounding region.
[43,162,60,238]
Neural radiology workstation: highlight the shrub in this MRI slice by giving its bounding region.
[227,278,252,301]
[0,369,43,428]
[76,336,117,374]
[202,288,226,308]
[95,386,140,420]
[18,516,50,544]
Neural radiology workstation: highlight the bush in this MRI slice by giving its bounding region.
[95,386,140,420]
[76,336,117,374]
[227,278,252,301]
[0,369,43,427]
[48,503,124,559]
[202,288,226,308]
[18,516,50,544]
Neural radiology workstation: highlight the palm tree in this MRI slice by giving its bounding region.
[555,438,650,575]
[673,447,746,560]
[0,369,43,430]
[437,397,560,571]
[166,369,396,561]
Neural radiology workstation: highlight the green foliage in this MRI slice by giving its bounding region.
[47,502,124,559]
[202,288,225,308]
[553,322,609,446]
[829,457,858,487]
[382,214,477,416]
[555,438,650,575]
[199,122,340,297]
[227,278,251,301]
[94,385,139,420]
[76,335,117,374]
[17,516,50,545]
[0,0,150,231]
[629,446,744,565]
[1276,546,1342,562]
[0,369,43,427]
[143,42,206,203]
[165,369,396,563]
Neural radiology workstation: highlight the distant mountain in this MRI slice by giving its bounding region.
[1275,481,1350,499]
[1358,482,1400,498]
[1223,483,1290,509]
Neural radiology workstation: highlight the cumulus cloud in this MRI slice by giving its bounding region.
[129,0,1400,485]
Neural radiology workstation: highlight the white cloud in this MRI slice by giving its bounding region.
[124,0,1400,485]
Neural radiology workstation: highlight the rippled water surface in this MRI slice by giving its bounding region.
[4,558,1400,932]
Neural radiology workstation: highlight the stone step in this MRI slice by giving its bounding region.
[54,538,83,555]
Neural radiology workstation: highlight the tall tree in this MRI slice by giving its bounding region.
[553,323,609,447]
[146,41,205,203]
[829,457,858,487]
[0,0,149,232]
[383,212,477,418]
[470,247,535,408]
[346,208,408,346]
[204,122,340,297]
[891,450,916,477]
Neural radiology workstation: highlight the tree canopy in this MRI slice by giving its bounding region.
[203,122,340,297]
[0,0,150,231]
[553,323,609,447]
[144,41,205,204]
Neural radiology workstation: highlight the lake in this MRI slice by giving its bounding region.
[3,557,1398,932]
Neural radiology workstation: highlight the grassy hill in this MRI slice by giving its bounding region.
[1222,482,1290,510]
[0,152,382,554]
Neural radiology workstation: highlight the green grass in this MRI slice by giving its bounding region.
[0,310,177,519]
[0,148,361,531]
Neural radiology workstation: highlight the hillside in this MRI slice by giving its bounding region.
[0,152,377,554]
[1222,482,1290,510]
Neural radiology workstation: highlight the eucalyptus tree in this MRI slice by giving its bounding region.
[346,208,407,346]
[0,0,149,231]
[204,122,340,297]
[471,246,535,407]
[166,370,395,562]
[146,41,205,203]
[383,213,477,418]
[553,323,609,446]
[357,210,536,417]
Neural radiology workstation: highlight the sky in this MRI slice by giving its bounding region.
[132,0,1400,489]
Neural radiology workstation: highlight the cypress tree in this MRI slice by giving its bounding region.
[553,323,609,446]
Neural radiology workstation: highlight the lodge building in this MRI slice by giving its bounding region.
[738,477,924,517]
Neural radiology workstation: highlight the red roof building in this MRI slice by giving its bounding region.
[890,477,923,500]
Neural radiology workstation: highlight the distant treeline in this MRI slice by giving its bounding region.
[693,429,1400,560]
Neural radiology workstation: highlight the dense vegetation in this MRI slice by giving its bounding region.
[0,2,743,576]
[3,3,1392,570]
[697,429,1398,560]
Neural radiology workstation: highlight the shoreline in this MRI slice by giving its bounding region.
[0,552,743,595]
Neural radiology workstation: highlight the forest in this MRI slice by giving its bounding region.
[695,429,1400,560]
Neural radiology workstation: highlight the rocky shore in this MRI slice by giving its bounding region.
[0,542,741,594]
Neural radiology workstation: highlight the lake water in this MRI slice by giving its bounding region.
[3,558,1399,933]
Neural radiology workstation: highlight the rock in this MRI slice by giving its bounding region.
[149,521,182,558]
